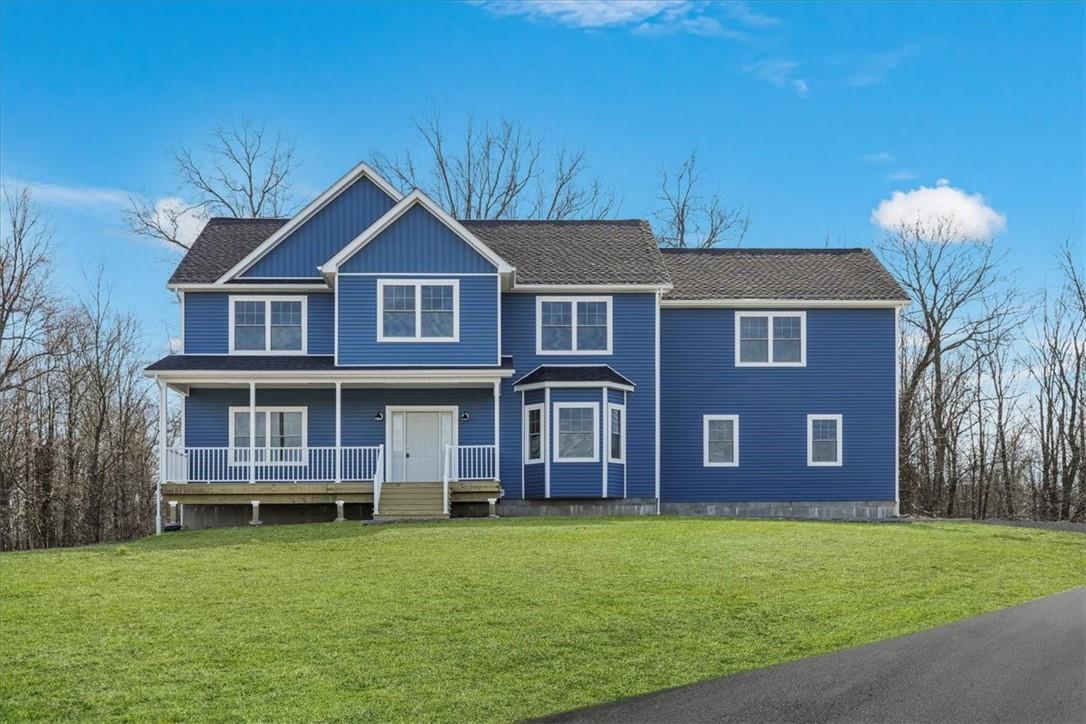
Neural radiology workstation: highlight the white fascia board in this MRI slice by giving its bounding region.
[509,283,673,293]
[512,380,635,393]
[145,369,515,383]
[169,283,332,292]
[660,298,909,309]
[319,190,514,276]
[213,161,404,284]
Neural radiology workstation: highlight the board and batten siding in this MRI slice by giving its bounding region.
[182,292,334,355]
[239,176,397,279]
[499,292,656,500]
[659,307,896,502]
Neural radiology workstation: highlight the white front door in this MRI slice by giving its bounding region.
[389,409,455,482]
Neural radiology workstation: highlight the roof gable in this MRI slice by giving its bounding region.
[217,162,402,283]
[321,190,513,275]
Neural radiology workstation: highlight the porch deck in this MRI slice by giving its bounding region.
[161,480,502,505]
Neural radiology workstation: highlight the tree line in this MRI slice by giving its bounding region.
[1,118,1082,550]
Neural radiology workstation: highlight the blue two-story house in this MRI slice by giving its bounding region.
[146,162,908,528]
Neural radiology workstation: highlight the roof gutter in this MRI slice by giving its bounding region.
[660,298,910,309]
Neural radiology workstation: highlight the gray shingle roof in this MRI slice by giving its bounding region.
[461,219,671,286]
[513,364,635,389]
[660,248,908,301]
[169,217,289,284]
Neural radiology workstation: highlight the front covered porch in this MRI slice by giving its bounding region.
[150,364,513,524]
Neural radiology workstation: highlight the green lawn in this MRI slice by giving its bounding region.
[2,518,1084,722]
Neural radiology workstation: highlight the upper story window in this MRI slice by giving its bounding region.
[703,414,739,467]
[735,311,805,367]
[808,414,842,467]
[229,296,307,354]
[377,279,459,342]
[536,296,612,355]
[553,402,599,462]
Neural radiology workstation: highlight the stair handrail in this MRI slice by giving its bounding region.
[373,444,384,516]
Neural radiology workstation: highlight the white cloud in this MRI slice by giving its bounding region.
[871,180,1006,240]
[742,58,809,97]
[147,197,208,248]
[474,0,778,37]
[3,178,129,212]
[886,169,918,181]
[863,151,895,164]
[849,44,919,87]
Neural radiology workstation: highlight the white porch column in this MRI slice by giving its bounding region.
[601,388,608,499]
[156,379,166,535]
[248,382,256,484]
[335,382,342,484]
[493,380,500,481]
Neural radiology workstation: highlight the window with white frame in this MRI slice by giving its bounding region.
[608,404,625,463]
[377,279,459,342]
[537,297,612,354]
[554,402,599,462]
[523,403,544,464]
[735,311,805,366]
[229,407,307,464]
[808,414,842,466]
[230,297,307,353]
[703,414,739,467]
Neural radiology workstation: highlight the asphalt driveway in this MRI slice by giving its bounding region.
[543,586,1086,723]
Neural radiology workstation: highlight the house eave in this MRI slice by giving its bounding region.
[660,298,910,309]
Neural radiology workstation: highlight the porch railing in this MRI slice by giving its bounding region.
[165,446,385,484]
[442,444,497,516]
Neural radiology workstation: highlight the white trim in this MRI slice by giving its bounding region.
[333,274,340,364]
[734,310,806,367]
[510,283,672,293]
[535,296,613,355]
[552,401,599,463]
[320,189,514,274]
[216,161,403,283]
[148,370,514,384]
[662,298,909,309]
[523,403,545,465]
[496,275,502,366]
[654,291,661,512]
[601,389,608,497]
[384,405,459,483]
[703,414,739,467]
[520,390,526,498]
[334,382,342,484]
[169,283,332,292]
[227,405,309,465]
[544,388,551,497]
[807,414,843,467]
[608,402,626,464]
[623,389,628,498]
[337,272,498,277]
[376,278,460,343]
[493,380,501,480]
[894,307,901,508]
[228,295,308,355]
[178,291,185,354]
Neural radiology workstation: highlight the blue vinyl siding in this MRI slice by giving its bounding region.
[240,176,397,279]
[340,204,496,274]
[337,275,498,365]
[183,292,334,354]
[607,389,626,498]
[660,308,896,502]
[500,293,656,499]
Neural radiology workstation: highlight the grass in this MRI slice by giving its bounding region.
[2,518,1084,722]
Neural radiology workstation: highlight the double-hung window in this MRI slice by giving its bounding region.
[808,414,842,466]
[523,404,544,464]
[230,297,307,353]
[703,414,739,467]
[377,279,459,342]
[537,297,612,354]
[553,402,598,462]
[229,407,307,465]
[735,311,805,366]
[608,404,625,463]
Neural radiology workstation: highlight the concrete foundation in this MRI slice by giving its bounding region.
[182,503,373,530]
[661,500,899,520]
[497,498,659,517]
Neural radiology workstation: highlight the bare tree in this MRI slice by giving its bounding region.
[0,185,65,393]
[880,217,1024,516]
[371,110,616,220]
[655,150,750,248]
[127,120,297,249]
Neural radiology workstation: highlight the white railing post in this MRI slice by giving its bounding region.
[156,380,166,535]
[334,382,342,484]
[373,444,383,516]
[442,444,451,515]
[248,382,256,484]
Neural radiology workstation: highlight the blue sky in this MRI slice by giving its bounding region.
[1,1,1082,357]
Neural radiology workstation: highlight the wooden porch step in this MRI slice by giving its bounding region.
[377,482,445,518]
